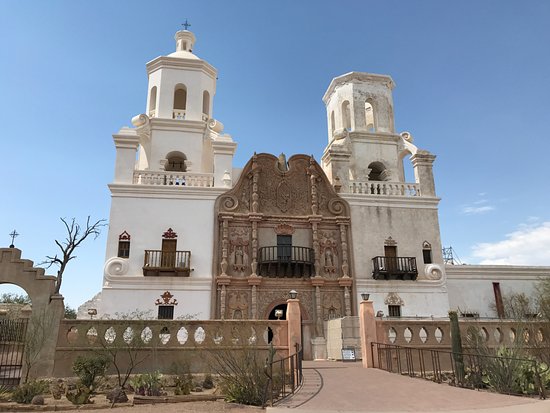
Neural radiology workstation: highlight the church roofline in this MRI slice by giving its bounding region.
[322,72,395,104]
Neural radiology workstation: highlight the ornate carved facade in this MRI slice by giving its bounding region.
[213,153,354,343]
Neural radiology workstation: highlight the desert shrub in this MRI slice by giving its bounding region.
[72,354,109,390]
[174,374,193,395]
[208,345,272,406]
[170,361,193,395]
[65,383,92,405]
[0,385,12,402]
[130,371,163,396]
[12,380,48,404]
[202,373,214,389]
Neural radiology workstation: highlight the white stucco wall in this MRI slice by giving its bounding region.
[346,195,449,317]
[99,186,226,319]
[446,265,550,317]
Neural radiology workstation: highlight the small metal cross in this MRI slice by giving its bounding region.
[182,19,191,30]
[9,229,19,248]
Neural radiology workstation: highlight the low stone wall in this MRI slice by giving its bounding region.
[375,318,547,349]
[53,319,288,377]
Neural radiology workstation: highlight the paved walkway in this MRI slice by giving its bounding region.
[268,361,550,413]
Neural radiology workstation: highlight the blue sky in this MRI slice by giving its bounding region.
[1,1,550,309]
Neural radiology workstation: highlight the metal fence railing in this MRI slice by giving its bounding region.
[263,344,303,407]
[0,318,28,387]
[372,342,547,399]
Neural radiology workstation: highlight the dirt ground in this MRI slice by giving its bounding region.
[0,400,264,413]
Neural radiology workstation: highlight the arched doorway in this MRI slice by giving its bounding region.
[268,303,287,320]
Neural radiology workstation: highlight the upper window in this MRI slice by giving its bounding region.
[368,162,388,181]
[149,86,157,116]
[365,100,375,131]
[342,101,351,130]
[330,111,335,136]
[173,84,187,119]
[202,90,210,117]
[117,231,131,258]
[165,151,187,172]
[422,241,432,264]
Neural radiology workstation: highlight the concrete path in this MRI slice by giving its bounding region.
[268,361,550,413]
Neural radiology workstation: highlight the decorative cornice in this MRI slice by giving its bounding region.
[323,72,395,104]
[342,194,441,209]
[102,275,212,289]
[146,56,217,79]
[149,118,207,133]
[446,265,550,280]
[108,184,227,200]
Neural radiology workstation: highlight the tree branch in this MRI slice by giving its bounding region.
[41,216,107,294]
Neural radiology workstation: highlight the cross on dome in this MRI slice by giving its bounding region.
[181,19,191,31]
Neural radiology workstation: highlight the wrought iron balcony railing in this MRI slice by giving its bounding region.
[372,256,418,280]
[143,250,191,277]
[258,246,314,278]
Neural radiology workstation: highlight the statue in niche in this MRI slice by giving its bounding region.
[230,229,249,274]
[228,292,248,319]
[319,232,338,276]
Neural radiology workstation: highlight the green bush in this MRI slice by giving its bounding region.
[72,354,109,390]
[12,380,48,404]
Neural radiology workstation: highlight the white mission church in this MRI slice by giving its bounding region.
[84,28,550,359]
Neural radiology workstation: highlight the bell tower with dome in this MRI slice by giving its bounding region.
[99,29,237,320]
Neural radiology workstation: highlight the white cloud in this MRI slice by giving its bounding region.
[461,205,495,215]
[472,221,550,266]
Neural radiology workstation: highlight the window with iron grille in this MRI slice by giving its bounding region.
[118,231,131,258]
[388,305,401,317]
[157,306,174,320]
[118,241,130,258]
[422,249,432,264]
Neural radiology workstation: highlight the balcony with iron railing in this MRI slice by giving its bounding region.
[258,246,314,278]
[143,250,191,277]
[372,256,418,280]
[349,181,421,197]
[133,170,214,187]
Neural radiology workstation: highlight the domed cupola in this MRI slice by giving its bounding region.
[145,29,217,122]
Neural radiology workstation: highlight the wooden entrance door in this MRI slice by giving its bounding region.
[384,245,397,273]
[161,239,177,268]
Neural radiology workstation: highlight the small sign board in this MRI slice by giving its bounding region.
[341,347,356,362]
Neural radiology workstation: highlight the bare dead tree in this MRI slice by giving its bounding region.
[42,216,107,294]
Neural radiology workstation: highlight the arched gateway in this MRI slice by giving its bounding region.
[0,248,64,380]
[212,153,355,360]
